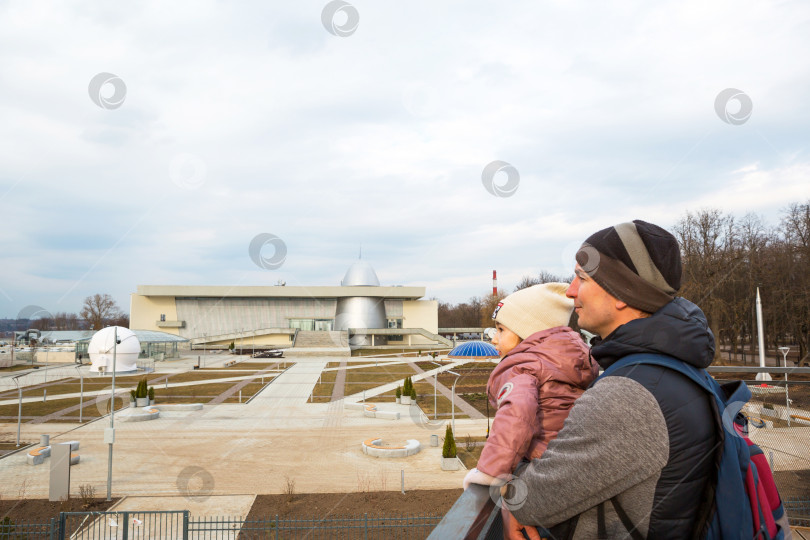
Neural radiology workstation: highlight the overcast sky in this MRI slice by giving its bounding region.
[1,0,809,319]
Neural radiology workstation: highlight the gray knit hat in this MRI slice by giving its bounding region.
[576,220,681,313]
[491,283,574,340]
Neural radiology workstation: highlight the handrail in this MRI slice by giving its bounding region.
[427,484,502,540]
[707,366,810,374]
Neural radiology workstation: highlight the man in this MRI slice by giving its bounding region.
[503,220,718,538]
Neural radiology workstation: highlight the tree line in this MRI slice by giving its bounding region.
[438,201,810,364]
[0,294,129,334]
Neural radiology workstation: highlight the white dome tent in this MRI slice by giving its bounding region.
[88,326,140,373]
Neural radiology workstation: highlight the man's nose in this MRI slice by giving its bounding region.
[566,278,578,298]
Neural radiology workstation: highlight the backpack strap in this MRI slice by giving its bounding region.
[610,497,645,540]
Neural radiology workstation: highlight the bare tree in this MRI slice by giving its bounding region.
[515,270,573,291]
[81,294,123,330]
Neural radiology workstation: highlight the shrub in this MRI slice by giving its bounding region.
[395,386,401,399]
[442,424,457,458]
[410,387,417,401]
[148,387,155,401]
[78,484,96,508]
[135,377,148,399]
[229,341,235,351]
[129,390,136,402]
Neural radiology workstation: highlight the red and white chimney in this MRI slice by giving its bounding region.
[492,270,498,296]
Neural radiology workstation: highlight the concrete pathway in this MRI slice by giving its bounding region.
[329,359,348,402]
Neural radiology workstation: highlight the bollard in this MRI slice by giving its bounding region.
[239,390,242,403]
[430,434,439,447]
[43,389,47,402]
[41,434,50,446]
[401,469,405,494]
[769,451,775,470]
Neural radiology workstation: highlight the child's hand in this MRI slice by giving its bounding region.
[462,468,504,489]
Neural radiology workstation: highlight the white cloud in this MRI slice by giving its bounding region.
[1,0,810,315]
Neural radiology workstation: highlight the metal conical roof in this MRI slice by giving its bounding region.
[341,260,380,286]
[447,341,500,359]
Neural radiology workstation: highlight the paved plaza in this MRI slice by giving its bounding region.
[0,354,486,514]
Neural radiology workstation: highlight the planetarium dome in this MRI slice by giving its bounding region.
[341,260,380,287]
[335,259,386,347]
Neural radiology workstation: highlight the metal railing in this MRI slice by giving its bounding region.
[709,366,810,488]
[0,512,442,540]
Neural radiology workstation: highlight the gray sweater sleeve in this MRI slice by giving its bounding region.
[508,376,670,527]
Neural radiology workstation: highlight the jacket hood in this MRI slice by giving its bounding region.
[488,326,596,403]
[590,297,715,370]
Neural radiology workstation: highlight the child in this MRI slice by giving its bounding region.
[463,283,598,538]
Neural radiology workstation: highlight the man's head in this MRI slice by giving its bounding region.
[566,220,681,337]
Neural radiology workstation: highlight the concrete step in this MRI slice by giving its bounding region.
[294,331,348,348]
[284,347,350,357]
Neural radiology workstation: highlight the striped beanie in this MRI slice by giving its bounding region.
[576,220,681,313]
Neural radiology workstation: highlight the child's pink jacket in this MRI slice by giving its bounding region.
[476,326,597,478]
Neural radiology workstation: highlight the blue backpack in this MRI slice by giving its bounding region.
[600,353,786,540]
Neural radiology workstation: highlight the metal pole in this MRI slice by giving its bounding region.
[107,327,118,501]
[780,347,791,427]
[451,375,460,436]
[434,373,437,420]
[14,378,21,446]
[755,289,771,381]
[75,366,84,423]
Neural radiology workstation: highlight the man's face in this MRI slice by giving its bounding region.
[566,263,620,337]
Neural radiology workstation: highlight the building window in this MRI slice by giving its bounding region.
[160,314,166,322]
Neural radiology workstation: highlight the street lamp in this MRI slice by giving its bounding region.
[779,347,791,427]
[428,361,442,420]
[447,370,461,436]
[12,375,22,447]
[74,365,84,424]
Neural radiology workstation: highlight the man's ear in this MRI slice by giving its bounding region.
[614,300,629,310]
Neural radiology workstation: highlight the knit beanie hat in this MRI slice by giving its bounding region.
[491,283,574,340]
[576,220,681,313]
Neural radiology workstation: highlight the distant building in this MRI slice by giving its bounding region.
[129,261,446,351]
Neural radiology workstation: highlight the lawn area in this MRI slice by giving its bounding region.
[411,381,465,418]
[0,376,273,422]
[153,381,267,403]
[310,366,339,403]
[414,360,452,371]
[456,435,487,469]
[201,361,287,371]
[0,395,129,423]
[0,364,32,373]
[437,363,497,395]
[343,363,416,393]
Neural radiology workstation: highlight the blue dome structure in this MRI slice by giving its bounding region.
[447,341,499,359]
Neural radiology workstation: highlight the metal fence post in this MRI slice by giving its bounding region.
[183,510,189,540]
[49,517,56,540]
[122,512,129,540]
[365,513,368,540]
[58,512,66,540]
[275,514,279,540]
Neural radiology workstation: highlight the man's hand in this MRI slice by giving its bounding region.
[502,506,543,540]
